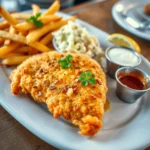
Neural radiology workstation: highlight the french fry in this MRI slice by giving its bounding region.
[42,0,60,16]
[4,40,9,46]
[0,21,10,29]
[40,15,61,23]
[2,55,30,65]
[29,42,51,52]
[4,28,10,32]
[15,45,31,53]
[4,26,17,45]
[15,45,39,55]
[0,6,18,25]
[0,37,4,46]
[0,2,77,66]
[0,30,50,52]
[0,42,20,57]
[12,13,32,20]
[15,15,62,31]
[0,30,26,44]
[28,47,38,55]
[40,32,52,45]
[26,16,76,43]
[0,52,24,59]
[15,22,36,32]
[32,4,40,15]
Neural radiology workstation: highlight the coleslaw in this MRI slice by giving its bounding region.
[52,21,106,68]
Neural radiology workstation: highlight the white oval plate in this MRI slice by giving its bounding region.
[112,0,150,40]
[0,11,150,150]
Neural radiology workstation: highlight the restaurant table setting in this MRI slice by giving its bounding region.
[0,0,150,150]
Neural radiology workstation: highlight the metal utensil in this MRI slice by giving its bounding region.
[119,2,150,30]
[125,16,150,30]
[115,67,150,103]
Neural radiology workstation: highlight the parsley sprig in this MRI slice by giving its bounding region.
[26,13,43,28]
[79,71,96,86]
[58,55,73,69]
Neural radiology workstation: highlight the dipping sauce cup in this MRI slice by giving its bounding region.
[115,67,150,103]
[105,46,141,78]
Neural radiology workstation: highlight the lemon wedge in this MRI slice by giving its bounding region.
[107,33,141,53]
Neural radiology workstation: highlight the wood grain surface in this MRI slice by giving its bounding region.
[0,0,150,150]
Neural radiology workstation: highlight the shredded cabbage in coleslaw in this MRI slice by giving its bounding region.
[53,21,106,68]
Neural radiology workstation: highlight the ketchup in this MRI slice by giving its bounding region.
[119,75,144,90]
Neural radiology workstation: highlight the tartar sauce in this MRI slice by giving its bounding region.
[107,47,139,66]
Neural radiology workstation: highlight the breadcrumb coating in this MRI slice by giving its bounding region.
[10,51,107,136]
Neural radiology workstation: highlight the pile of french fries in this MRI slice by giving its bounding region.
[0,0,76,65]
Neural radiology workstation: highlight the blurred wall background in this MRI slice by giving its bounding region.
[1,0,93,12]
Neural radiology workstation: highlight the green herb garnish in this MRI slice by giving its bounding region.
[79,71,96,86]
[58,55,73,69]
[26,13,43,28]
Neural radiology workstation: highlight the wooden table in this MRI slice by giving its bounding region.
[0,0,150,150]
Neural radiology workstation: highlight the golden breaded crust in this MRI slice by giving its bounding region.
[10,51,107,136]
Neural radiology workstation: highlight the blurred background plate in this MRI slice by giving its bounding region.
[16,0,75,10]
[112,0,150,40]
[0,0,93,11]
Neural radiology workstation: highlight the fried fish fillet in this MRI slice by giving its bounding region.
[10,52,107,136]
